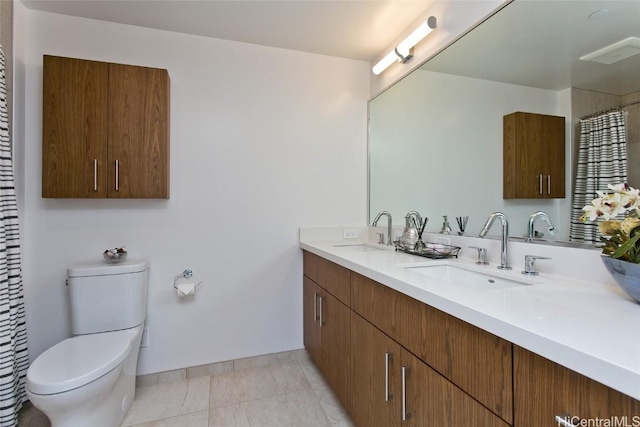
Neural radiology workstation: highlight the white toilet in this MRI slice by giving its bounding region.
[26,259,149,427]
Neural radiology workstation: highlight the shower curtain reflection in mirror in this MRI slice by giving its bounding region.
[570,111,628,243]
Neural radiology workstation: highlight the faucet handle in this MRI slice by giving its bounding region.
[376,233,385,245]
[468,246,489,265]
[522,255,551,276]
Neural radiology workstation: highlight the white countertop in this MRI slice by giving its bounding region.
[299,229,640,401]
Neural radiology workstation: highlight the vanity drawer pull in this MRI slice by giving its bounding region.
[401,366,411,420]
[93,159,98,191]
[384,352,393,402]
[313,292,318,322]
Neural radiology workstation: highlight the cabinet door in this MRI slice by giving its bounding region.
[351,312,401,427]
[108,63,170,198]
[319,290,351,414]
[42,56,108,198]
[401,293,513,423]
[542,115,565,197]
[401,348,510,427]
[303,276,321,366]
[514,346,640,427]
[503,112,565,199]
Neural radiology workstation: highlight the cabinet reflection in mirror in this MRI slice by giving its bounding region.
[368,0,640,245]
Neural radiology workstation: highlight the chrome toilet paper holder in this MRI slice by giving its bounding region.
[173,268,202,294]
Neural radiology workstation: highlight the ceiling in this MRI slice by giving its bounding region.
[21,0,433,62]
[422,0,640,96]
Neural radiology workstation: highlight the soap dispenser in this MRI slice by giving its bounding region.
[401,211,422,248]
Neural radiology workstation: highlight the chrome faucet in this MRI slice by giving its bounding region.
[372,211,393,246]
[527,211,558,242]
[479,212,511,270]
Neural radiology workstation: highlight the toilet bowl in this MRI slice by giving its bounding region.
[26,259,149,427]
[26,325,143,427]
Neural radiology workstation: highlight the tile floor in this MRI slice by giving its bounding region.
[18,350,354,427]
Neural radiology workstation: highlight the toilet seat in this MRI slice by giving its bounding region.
[27,330,132,395]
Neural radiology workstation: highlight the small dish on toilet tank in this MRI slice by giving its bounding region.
[103,247,127,263]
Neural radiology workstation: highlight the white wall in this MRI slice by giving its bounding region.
[14,4,369,374]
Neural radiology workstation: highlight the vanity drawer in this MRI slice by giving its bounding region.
[303,251,350,306]
[351,272,403,342]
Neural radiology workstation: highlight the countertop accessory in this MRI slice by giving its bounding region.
[393,240,460,259]
[456,216,469,235]
[103,247,127,263]
[173,268,203,297]
[440,215,452,234]
[601,255,640,303]
[417,216,428,240]
[400,211,421,249]
[521,255,551,276]
[468,246,489,265]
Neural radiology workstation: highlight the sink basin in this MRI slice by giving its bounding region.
[332,243,385,252]
[405,264,531,290]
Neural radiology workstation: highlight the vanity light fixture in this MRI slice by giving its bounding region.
[372,16,437,75]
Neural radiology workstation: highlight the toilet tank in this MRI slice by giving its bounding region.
[67,259,149,335]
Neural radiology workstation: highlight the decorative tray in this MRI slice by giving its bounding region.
[393,240,461,259]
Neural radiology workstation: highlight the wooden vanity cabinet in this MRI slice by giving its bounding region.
[305,251,640,426]
[401,291,514,424]
[514,346,640,426]
[42,55,170,198]
[503,112,565,199]
[302,252,351,413]
[350,311,510,427]
[350,271,512,426]
[350,311,401,427]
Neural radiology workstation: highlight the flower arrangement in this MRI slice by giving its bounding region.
[581,183,640,263]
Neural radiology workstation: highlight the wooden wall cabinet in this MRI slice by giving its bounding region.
[514,346,640,426]
[302,252,351,413]
[42,55,170,198]
[503,112,565,199]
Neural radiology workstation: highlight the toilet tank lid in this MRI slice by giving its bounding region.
[68,259,149,277]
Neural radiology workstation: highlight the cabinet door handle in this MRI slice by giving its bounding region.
[547,175,551,195]
[539,174,543,194]
[115,160,120,191]
[318,295,324,327]
[93,159,98,191]
[313,293,318,322]
[384,352,393,402]
[555,414,581,426]
[401,366,411,420]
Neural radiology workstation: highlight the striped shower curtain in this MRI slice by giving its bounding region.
[0,45,28,426]
[569,110,628,243]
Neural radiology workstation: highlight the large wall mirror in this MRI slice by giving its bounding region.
[369,0,640,244]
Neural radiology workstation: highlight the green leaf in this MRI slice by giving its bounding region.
[611,233,640,260]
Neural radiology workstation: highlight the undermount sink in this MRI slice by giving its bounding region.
[332,243,385,252]
[405,264,532,290]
